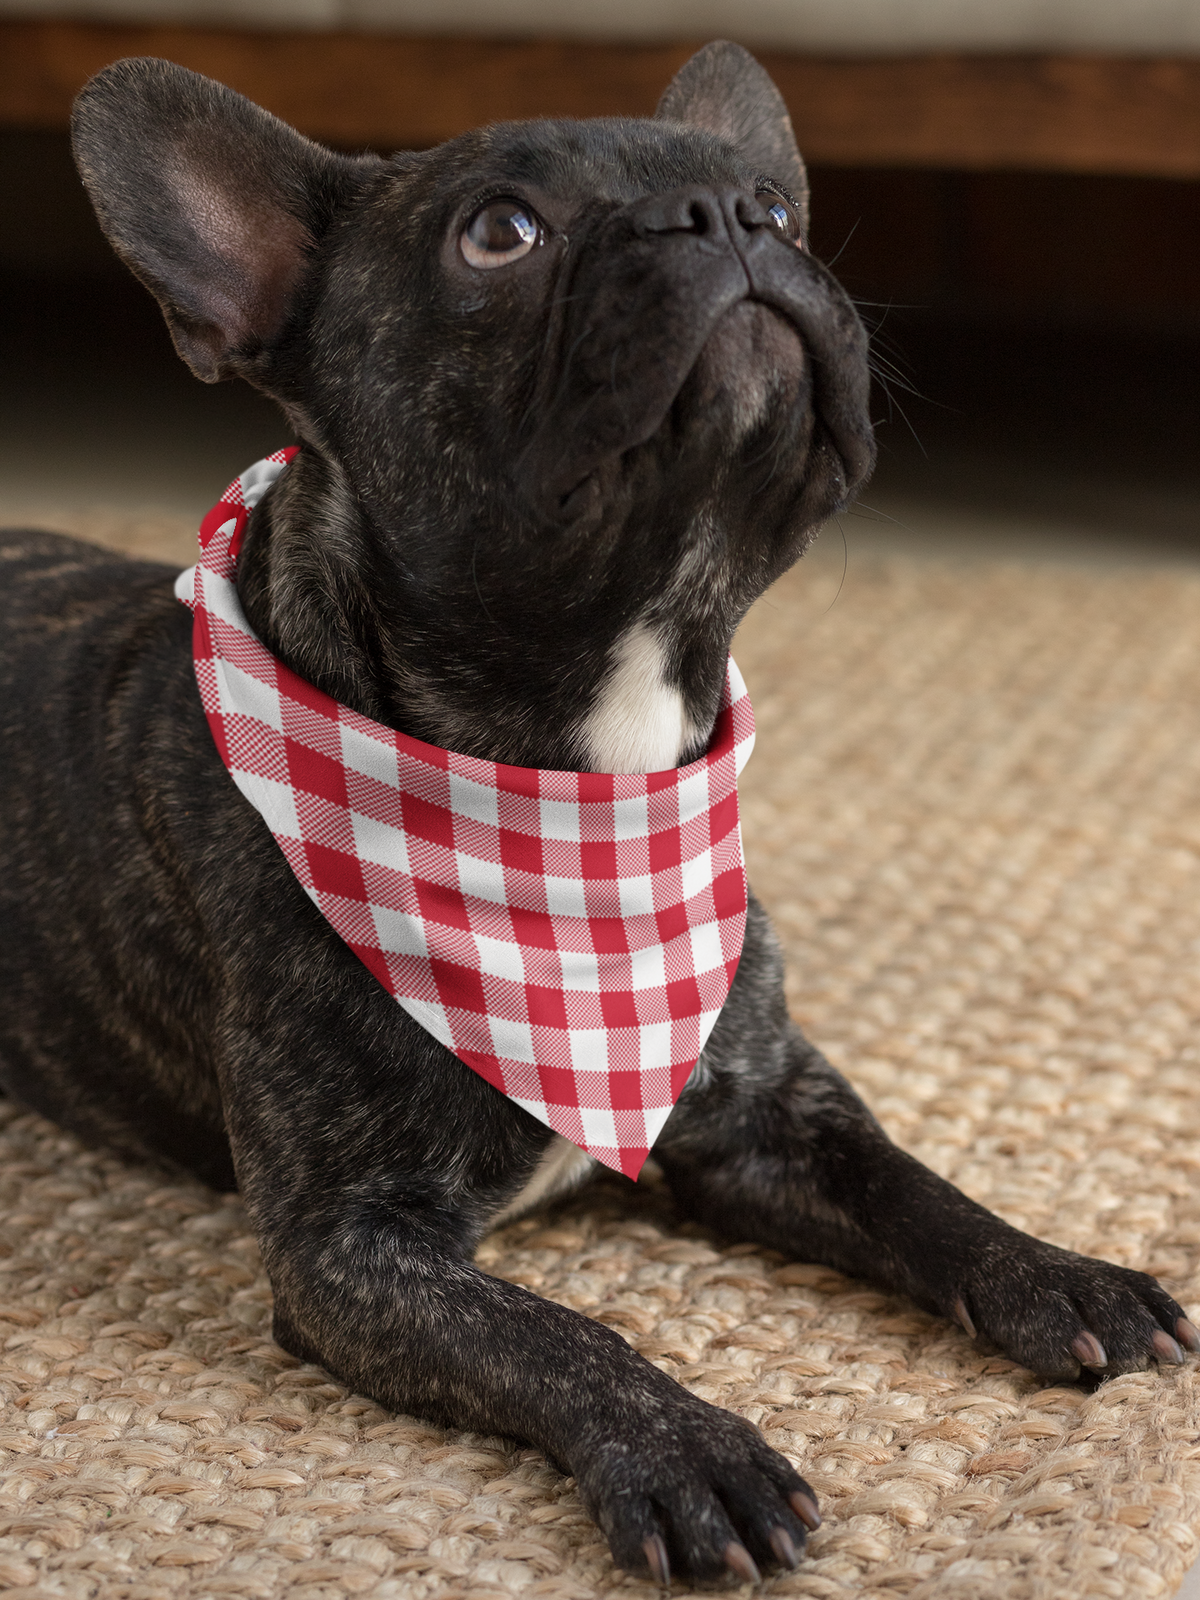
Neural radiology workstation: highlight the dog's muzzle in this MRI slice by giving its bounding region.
[514,184,875,519]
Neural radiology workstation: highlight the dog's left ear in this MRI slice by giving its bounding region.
[655,41,809,235]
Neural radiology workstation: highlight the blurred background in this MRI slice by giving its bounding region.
[1,2,1198,564]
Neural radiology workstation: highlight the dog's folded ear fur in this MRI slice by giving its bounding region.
[655,41,809,236]
[71,57,380,382]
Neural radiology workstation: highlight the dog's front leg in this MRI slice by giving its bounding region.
[655,895,1196,1381]
[216,1019,818,1584]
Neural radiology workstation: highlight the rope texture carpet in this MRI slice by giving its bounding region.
[1,508,1198,1600]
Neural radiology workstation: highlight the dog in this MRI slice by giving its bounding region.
[0,42,1193,1586]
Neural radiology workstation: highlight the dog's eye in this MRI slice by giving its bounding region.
[756,190,802,245]
[461,200,541,269]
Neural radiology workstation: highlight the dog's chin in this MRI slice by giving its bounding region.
[552,301,810,529]
[673,298,809,447]
[676,299,869,533]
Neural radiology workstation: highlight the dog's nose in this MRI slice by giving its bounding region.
[630,186,770,245]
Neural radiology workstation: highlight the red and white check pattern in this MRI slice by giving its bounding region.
[176,453,755,1178]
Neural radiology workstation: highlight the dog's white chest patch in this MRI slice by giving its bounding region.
[582,622,695,773]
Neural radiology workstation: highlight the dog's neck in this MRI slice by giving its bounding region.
[235,454,725,775]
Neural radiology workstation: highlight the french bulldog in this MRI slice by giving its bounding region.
[0,42,1193,1586]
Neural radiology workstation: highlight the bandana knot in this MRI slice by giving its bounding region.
[176,452,755,1177]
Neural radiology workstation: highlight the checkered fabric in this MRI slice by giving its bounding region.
[176,453,756,1178]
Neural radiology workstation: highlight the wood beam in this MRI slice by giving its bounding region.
[3,19,1200,178]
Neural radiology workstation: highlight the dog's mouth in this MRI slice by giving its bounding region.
[512,195,874,526]
[669,297,808,443]
[531,296,812,517]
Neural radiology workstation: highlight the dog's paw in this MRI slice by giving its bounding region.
[575,1400,818,1584]
[952,1231,1198,1381]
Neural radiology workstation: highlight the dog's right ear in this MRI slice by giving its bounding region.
[656,41,809,237]
[72,57,380,382]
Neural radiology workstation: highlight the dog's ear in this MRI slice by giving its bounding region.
[72,57,380,382]
[655,41,809,235]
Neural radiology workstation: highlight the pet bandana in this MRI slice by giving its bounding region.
[176,451,755,1178]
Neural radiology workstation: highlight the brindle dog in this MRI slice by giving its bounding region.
[0,42,1192,1585]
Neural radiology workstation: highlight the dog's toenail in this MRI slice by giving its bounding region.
[723,1542,761,1585]
[1176,1317,1200,1354]
[1152,1329,1185,1364]
[769,1526,800,1569]
[789,1490,821,1530]
[643,1534,670,1588]
[1071,1331,1108,1368]
[953,1295,977,1339]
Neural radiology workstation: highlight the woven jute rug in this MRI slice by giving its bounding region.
[2,504,1199,1600]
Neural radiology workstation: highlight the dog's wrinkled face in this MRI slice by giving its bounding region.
[72,47,874,769]
[315,116,868,565]
[319,117,867,509]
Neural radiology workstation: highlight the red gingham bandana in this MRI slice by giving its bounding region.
[176,452,755,1178]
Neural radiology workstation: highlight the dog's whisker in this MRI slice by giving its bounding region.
[822,216,861,268]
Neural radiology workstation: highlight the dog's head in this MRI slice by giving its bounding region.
[72,46,874,769]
